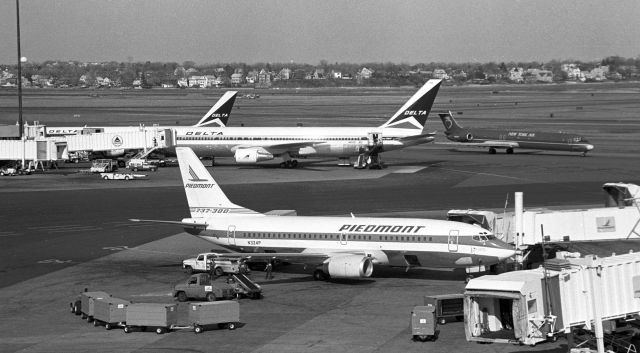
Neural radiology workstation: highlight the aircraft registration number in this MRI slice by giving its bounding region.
[248,241,261,245]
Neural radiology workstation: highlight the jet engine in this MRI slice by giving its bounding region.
[322,255,374,278]
[234,148,274,164]
[465,133,474,141]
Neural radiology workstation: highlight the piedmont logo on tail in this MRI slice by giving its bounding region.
[131,147,516,281]
[438,111,594,156]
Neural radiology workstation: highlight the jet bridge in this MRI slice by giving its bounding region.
[65,128,175,153]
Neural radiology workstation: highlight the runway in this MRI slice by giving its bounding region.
[1,143,639,353]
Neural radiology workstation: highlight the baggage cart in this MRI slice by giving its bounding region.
[187,301,240,333]
[92,297,130,330]
[79,291,111,322]
[124,303,178,334]
[411,305,437,341]
[424,293,464,324]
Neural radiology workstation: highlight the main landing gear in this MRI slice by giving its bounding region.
[280,160,299,168]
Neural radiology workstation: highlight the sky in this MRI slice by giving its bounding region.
[0,0,639,65]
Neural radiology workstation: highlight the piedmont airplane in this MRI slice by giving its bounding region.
[438,111,594,156]
[171,79,443,168]
[131,147,516,280]
[44,90,238,137]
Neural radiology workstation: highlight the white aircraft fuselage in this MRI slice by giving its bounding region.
[182,213,514,269]
[174,126,431,159]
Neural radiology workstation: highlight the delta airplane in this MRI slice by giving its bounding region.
[438,111,594,156]
[171,79,443,168]
[131,147,516,280]
[44,90,238,137]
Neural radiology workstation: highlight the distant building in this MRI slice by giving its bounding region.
[246,71,258,84]
[312,68,325,79]
[205,75,217,87]
[358,67,374,79]
[508,67,524,83]
[433,69,449,80]
[188,75,207,88]
[524,69,553,83]
[231,73,244,85]
[330,70,342,79]
[278,68,292,80]
[256,69,272,88]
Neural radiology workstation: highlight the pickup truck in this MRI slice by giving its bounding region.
[127,158,158,172]
[173,274,235,302]
[182,253,241,276]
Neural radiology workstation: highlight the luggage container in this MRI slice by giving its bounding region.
[124,303,178,334]
[92,297,130,330]
[80,291,111,322]
[187,301,240,333]
[424,293,464,324]
[411,305,437,341]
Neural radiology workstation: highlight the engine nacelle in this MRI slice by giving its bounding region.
[323,255,374,278]
[465,133,474,141]
[234,148,274,164]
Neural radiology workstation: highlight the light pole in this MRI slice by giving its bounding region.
[16,0,23,139]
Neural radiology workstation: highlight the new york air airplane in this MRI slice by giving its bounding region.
[438,111,594,156]
[172,79,443,168]
[131,147,516,281]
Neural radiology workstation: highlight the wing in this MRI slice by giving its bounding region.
[130,218,209,231]
[233,141,323,156]
[438,141,520,149]
[206,249,369,265]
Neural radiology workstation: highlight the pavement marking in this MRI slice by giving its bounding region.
[437,167,536,182]
[103,246,130,251]
[47,226,103,233]
[0,231,17,237]
[37,259,73,264]
[392,166,426,174]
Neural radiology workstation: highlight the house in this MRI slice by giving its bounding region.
[561,64,583,81]
[205,75,217,87]
[231,73,244,85]
[188,75,208,88]
[177,78,188,88]
[246,71,258,84]
[432,69,449,80]
[358,67,374,79]
[524,69,553,83]
[508,68,524,83]
[278,68,292,80]
[585,66,609,81]
[312,68,325,79]
[330,70,342,79]
[256,69,271,88]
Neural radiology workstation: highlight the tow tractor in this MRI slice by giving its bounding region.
[100,172,147,181]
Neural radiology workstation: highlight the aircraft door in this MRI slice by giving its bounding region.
[448,230,459,252]
[340,231,348,245]
[367,132,383,148]
[227,225,236,245]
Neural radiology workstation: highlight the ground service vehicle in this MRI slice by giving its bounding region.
[127,158,158,172]
[182,253,240,275]
[90,159,117,173]
[411,305,437,341]
[100,172,146,181]
[424,294,464,324]
[173,274,235,302]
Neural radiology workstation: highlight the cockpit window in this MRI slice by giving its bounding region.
[472,233,495,241]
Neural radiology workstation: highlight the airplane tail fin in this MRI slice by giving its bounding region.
[378,79,442,129]
[176,147,259,217]
[438,111,464,133]
[193,91,238,127]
